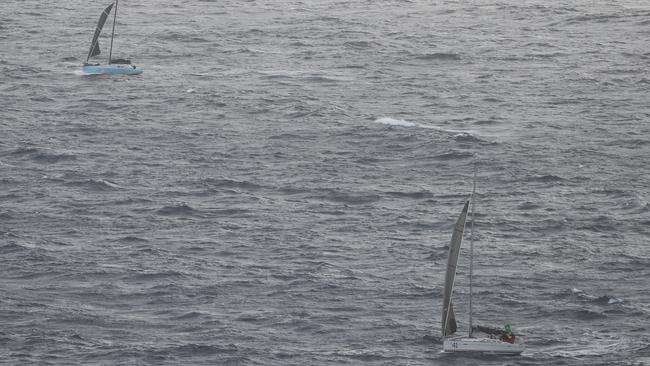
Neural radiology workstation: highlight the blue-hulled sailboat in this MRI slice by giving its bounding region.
[82,0,143,75]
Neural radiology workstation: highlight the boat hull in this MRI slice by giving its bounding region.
[443,338,524,355]
[82,64,143,75]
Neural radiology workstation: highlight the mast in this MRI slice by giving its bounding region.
[468,165,476,337]
[108,0,118,64]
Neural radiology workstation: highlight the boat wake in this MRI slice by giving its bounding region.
[538,330,649,359]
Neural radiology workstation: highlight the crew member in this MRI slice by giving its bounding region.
[500,324,516,343]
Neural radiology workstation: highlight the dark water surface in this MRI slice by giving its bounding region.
[1,0,649,364]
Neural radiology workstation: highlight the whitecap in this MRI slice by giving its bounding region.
[607,297,623,304]
[373,117,482,142]
[97,179,122,189]
[374,117,417,127]
[0,160,16,167]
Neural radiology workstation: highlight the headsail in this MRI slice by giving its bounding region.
[86,3,115,62]
[442,200,469,337]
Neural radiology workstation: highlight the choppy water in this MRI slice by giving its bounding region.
[1,0,649,364]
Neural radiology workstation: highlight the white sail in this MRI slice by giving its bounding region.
[441,200,469,337]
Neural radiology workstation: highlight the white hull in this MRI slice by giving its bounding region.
[443,338,524,355]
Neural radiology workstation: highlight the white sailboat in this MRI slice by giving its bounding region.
[82,0,143,75]
[440,181,525,355]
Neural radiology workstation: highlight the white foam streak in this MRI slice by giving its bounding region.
[373,117,474,135]
[374,117,416,127]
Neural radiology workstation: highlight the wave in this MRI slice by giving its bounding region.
[65,179,122,191]
[564,308,607,320]
[546,12,631,28]
[269,133,303,140]
[125,270,189,282]
[414,52,461,61]
[10,147,77,164]
[162,343,239,357]
[208,208,251,218]
[0,161,16,168]
[453,132,482,143]
[474,117,501,125]
[308,188,381,205]
[526,174,566,183]
[236,311,268,323]
[517,201,542,210]
[373,118,484,142]
[594,295,624,305]
[170,311,208,321]
[540,328,648,359]
[481,97,504,103]
[0,242,28,254]
[7,147,36,155]
[374,117,417,127]
[156,203,201,217]
[384,190,432,199]
[591,188,634,198]
[154,30,211,43]
[433,150,474,161]
[562,14,624,25]
[302,75,342,83]
[112,197,153,205]
[332,348,400,362]
[578,215,617,233]
[343,40,378,49]
[115,236,149,243]
[202,177,263,191]
[524,52,568,59]
[261,73,294,80]
[0,211,14,219]
[571,288,624,305]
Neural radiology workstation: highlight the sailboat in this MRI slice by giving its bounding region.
[82,0,143,75]
[440,182,525,355]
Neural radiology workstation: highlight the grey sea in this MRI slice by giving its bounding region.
[1,0,649,365]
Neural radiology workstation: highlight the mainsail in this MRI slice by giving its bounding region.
[86,3,115,62]
[441,200,469,337]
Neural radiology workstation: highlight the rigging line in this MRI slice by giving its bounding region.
[469,162,476,337]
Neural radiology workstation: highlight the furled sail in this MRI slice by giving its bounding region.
[86,3,115,62]
[441,200,469,337]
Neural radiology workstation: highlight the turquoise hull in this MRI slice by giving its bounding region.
[82,64,143,75]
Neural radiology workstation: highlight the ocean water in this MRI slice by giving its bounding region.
[1,0,649,364]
